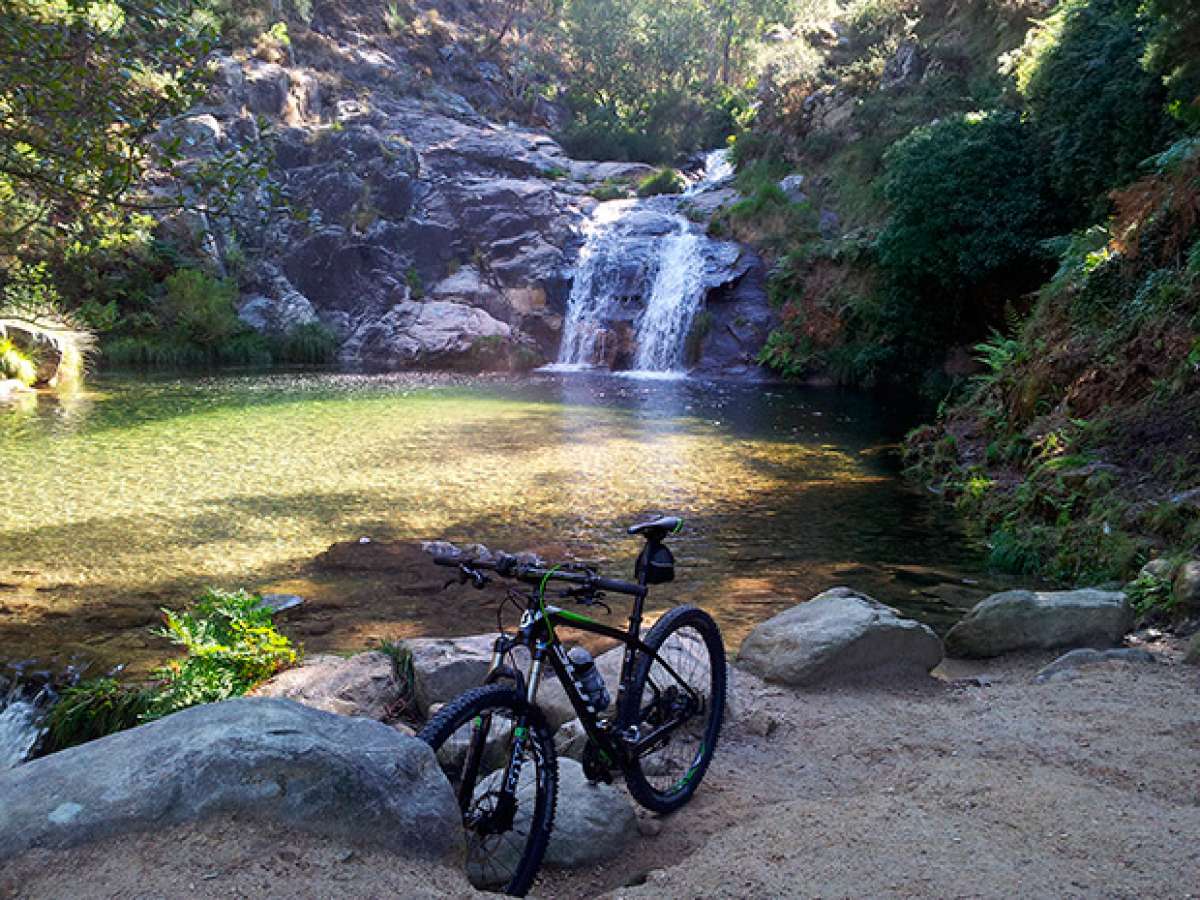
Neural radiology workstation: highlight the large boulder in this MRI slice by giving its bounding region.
[944,589,1133,659]
[252,651,399,719]
[1032,647,1157,684]
[736,588,944,686]
[0,698,463,862]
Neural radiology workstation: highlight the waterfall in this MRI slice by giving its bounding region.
[632,225,705,372]
[552,150,731,375]
[555,200,636,369]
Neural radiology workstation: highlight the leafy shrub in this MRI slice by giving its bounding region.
[149,588,297,719]
[588,180,630,201]
[157,269,242,347]
[405,266,424,299]
[40,678,157,755]
[1143,0,1200,128]
[636,168,686,197]
[1015,0,1175,220]
[271,322,339,364]
[879,110,1053,294]
[1126,569,1177,618]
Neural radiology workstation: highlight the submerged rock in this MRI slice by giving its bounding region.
[736,587,944,686]
[0,698,463,861]
[945,589,1133,659]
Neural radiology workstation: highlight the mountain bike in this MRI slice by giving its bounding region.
[420,515,726,896]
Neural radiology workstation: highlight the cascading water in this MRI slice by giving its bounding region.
[632,226,705,371]
[0,679,49,769]
[554,200,638,369]
[553,150,733,375]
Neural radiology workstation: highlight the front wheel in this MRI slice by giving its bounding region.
[418,684,557,896]
[623,604,726,814]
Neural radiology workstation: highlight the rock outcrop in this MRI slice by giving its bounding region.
[160,9,771,376]
[0,698,463,862]
[944,589,1133,659]
[736,587,944,685]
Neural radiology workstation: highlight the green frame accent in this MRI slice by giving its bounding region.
[553,608,603,628]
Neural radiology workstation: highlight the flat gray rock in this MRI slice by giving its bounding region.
[0,698,463,862]
[945,589,1133,659]
[1033,647,1157,683]
[735,588,944,686]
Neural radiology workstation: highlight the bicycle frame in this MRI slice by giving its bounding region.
[484,578,702,770]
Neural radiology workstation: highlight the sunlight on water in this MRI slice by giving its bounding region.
[1,372,997,670]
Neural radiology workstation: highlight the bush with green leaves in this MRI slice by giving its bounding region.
[636,168,686,197]
[149,588,297,718]
[1125,568,1179,619]
[40,678,157,755]
[1143,0,1200,128]
[1014,0,1176,221]
[879,110,1053,296]
[157,269,241,347]
[34,589,298,756]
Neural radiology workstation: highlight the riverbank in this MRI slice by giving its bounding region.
[3,638,1197,899]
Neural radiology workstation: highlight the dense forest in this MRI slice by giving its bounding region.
[2,0,1199,590]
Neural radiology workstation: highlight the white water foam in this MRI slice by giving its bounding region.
[629,224,705,372]
[0,697,42,769]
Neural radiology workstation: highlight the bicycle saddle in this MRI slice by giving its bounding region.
[627,516,682,540]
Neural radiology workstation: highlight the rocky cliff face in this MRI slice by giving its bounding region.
[169,4,770,374]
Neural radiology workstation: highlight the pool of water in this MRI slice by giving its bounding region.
[1,371,1004,674]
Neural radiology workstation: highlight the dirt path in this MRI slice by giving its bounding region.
[536,644,1200,899]
[3,645,1199,899]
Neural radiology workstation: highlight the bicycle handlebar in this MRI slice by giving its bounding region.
[432,552,645,597]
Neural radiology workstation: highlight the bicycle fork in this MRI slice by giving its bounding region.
[466,642,547,830]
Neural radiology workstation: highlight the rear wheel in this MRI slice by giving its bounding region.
[418,684,557,896]
[623,605,726,814]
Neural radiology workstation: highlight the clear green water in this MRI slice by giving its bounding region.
[1,372,1000,670]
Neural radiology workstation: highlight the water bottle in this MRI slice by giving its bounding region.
[567,647,611,712]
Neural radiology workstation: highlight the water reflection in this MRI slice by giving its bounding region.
[1,371,1002,670]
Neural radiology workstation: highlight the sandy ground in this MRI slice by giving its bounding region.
[536,644,1200,899]
[3,644,1199,899]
